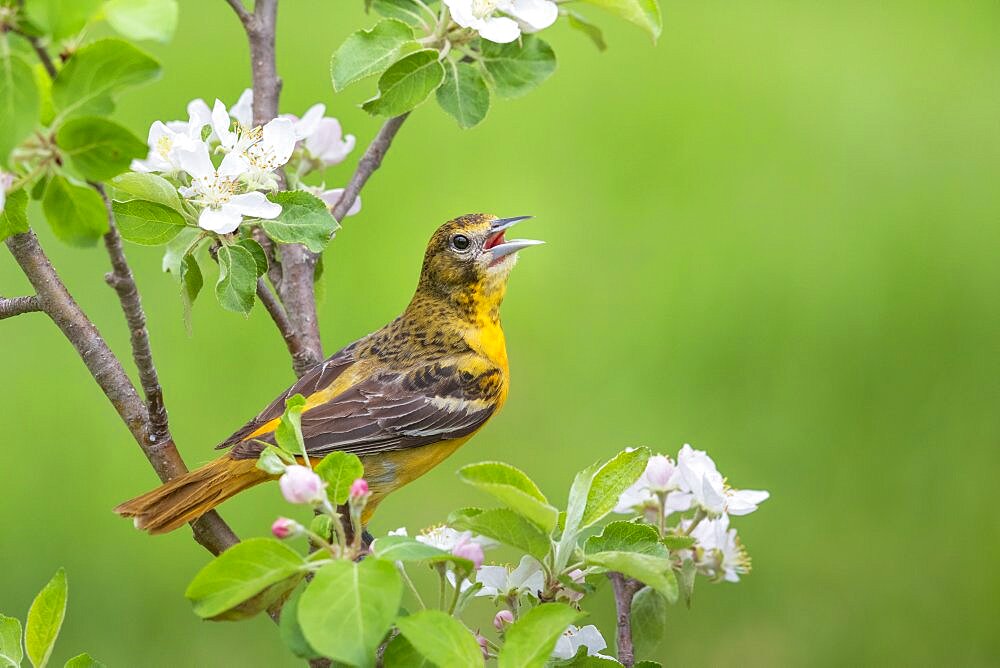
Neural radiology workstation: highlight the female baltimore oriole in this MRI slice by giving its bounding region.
[115,213,542,534]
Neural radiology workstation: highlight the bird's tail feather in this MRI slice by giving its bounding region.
[114,456,269,534]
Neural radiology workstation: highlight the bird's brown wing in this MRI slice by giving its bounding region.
[227,359,504,460]
[216,342,360,449]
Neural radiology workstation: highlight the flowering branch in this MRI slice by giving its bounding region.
[609,573,642,668]
[0,294,41,319]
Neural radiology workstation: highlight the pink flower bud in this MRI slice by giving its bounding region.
[349,477,369,499]
[475,633,489,660]
[451,535,484,570]
[279,465,325,504]
[493,610,514,631]
[646,454,676,491]
[271,517,301,539]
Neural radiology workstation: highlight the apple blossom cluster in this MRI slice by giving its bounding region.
[614,444,770,582]
[130,89,358,235]
[443,0,559,44]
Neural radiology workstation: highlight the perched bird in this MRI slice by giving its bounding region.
[115,213,542,534]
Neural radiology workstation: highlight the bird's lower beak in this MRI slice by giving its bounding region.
[486,216,544,262]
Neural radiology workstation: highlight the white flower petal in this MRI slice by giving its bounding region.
[176,143,215,179]
[500,0,558,31]
[187,98,212,138]
[231,88,254,127]
[726,489,769,516]
[317,188,361,217]
[572,625,608,656]
[212,99,235,148]
[296,103,326,139]
[444,0,478,28]
[478,15,521,43]
[262,117,296,166]
[475,566,508,594]
[228,191,281,219]
[218,150,250,178]
[199,206,242,234]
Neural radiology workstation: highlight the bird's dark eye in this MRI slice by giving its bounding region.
[451,234,471,251]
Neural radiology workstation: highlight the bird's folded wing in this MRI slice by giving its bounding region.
[216,342,359,449]
[227,357,503,460]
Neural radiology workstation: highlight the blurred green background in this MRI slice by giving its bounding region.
[3,0,999,665]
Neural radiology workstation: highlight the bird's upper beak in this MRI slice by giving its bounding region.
[485,216,544,263]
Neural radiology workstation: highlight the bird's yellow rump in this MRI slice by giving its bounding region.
[115,213,542,534]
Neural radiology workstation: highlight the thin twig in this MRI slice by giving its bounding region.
[9,29,57,78]
[331,114,410,222]
[609,573,643,668]
[224,0,252,26]
[0,295,42,319]
[256,278,300,359]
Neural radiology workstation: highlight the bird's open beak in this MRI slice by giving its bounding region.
[485,216,544,262]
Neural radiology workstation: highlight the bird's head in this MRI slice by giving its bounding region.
[416,213,542,321]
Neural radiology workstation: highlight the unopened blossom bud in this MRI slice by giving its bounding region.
[278,465,325,504]
[349,478,369,499]
[493,610,514,631]
[646,455,676,492]
[271,517,302,539]
[476,633,490,660]
[452,536,485,570]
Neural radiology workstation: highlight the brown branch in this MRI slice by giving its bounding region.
[4,230,239,555]
[609,573,643,668]
[0,294,42,319]
[256,278,300,358]
[226,0,324,378]
[331,114,409,222]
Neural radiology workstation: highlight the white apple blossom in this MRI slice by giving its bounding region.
[131,99,211,174]
[211,98,296,190]
[614,451,689,516]
[444,0,558,43]
[229,88,254,128]
[551,625,614,661]
[675,444,770,517]
[689,514,751,583]
[466,555,545,598]
[415,525,496,551]
[315,187,361,218]
[387,527,408,537]
[176,144,280,234]
[303,116,355,167]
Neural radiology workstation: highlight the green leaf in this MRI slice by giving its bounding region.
[237,238,268,277]
[0,614,23,668]
[56,117,147,182]
[104,0,179,43]
[315,451,364,505]
[631,587,667,659]
[382,635,431,668]
[208,573,304,622]
[498,603,580,668]
[112,199,187,246]
[42,176,108,246]
[63,654,106,668]
[361,49,445,117]
[566,11,607,51]
[679,557,696,608]
[580,447,649,529]
[274,394,307,456]
[279,591,322,660]
[299,558,403,668]
[262,191,339,252]
[584,552,678,603]
[109,172,183,213]
[180,253,203,317]
[436,60,489,129]
[556,459,602,570]
[52,39,160,122]
[162,227,202,275]
[185,537,305,619]
[25,568,67,668]
[215,244,258,315]
[0,52,39,167]
[1,190,30,241]
[24,0,104,40]
[310,514,333,541]
[371,536,471,569]
[584,522,667,558]
[330,19,417,92]
[480,36,556,99]
[457,461,558,532]
[662,535,695,551]
[395,610,482,667]
[578,0,662,41]
[450,508,550,561]
[257,444,291,475]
